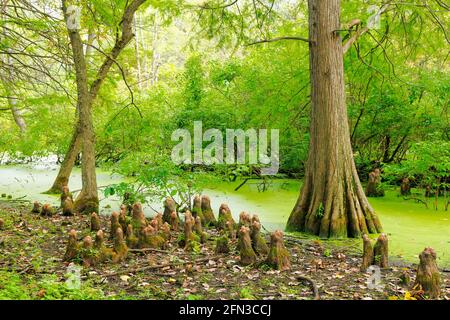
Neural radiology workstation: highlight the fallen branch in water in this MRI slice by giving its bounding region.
[403,197,428,209]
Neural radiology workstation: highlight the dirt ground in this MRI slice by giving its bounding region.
[0,201,448,300]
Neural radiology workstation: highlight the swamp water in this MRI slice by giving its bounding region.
[1,164,449,267]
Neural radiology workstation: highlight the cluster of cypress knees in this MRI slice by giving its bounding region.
[30,191,291,271]
[28,187,441,298]
[360,233,441,298]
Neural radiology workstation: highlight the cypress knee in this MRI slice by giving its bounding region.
[361,234,373,271]
[266,230,291,271]
[373,233,388,268]
[170,211,179,231]
[238,226,257,266]
[238,211,252,228]
[414,247,441,299]
[366,169,384,197]
[63,229,79,262]
[112,227,128,263]
[40,204,54,217]
[182,211,198,251]
[90,212,100,231]
[194,216,207,243]
[192,195,204,221]
[163,197,177,223]
[400,177,411,196]
[126,224,139,248]
[250,221,269,255]
[81,236,95,267]
[215,235,230,254]
[201,195,216,226]
[31,201,41,214]
[110,211,121,240]
[61,186,74,216]
[119,210,128,235]
[131,202,147,232]
[217,203,235,229]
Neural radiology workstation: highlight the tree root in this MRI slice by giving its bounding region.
[297,275,320,300]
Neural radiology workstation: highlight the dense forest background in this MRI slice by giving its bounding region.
[0,0,448,195]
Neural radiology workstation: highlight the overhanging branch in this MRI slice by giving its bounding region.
[246,36,310,46]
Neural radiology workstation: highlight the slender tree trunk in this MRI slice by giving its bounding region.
[62,1,98,214]
[134,14,143,89]
[50,0,146,197]
[46,125,82,193]
[47,31,96,193]
[286,0,382,238]
[1,22,27,133]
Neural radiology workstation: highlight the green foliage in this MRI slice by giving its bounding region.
[1,0,448,194]
[384,139,450,189]
[239,288,255,300]
[0,271,103,300]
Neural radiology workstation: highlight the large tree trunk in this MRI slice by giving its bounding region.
[286,0,382,238]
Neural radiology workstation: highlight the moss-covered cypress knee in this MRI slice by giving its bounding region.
[192,195,204,221]
[112,227,128,263]
[194,216,208,243]
[266,230,291,271]
[215,235,230,254]
[110,211,121,240]
[159,222,171,241]
[170,211,179,231]
[126,224,139,248]
[183,211,199,251]
[414,247,441,299]
[90,212,101,232]
[81,236,96,267]
[163,197,177,223]
[238,226,257,266]
[40,204,54,217]
[63,229,79,262]
[217,203,235,230]
[360,234,373,272]
[201,195,216,226]
[131,202,148,232]
[250,221,269,255]
[119,210,128,236]
[31,201,41,214]
[238,211,251,228]
[61,186,74,216]
[373,233,388,268]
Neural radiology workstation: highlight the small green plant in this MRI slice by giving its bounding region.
[239,288,255,300]
[316,203,324,218]
[323,248,332,257]
[187,293,204,300]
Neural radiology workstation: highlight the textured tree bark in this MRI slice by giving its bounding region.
[46,129,81,193]
[286,0,382,238]
[373,233,388,268]
[47,31,96,194]
[360,234,373,271]
[63,11,98,214]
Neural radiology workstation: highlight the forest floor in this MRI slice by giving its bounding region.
[0,200,448,300]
